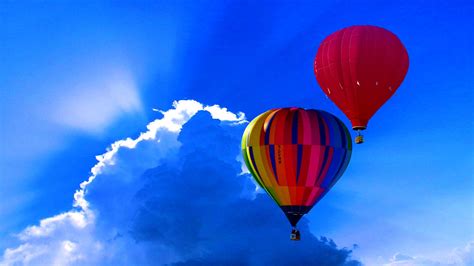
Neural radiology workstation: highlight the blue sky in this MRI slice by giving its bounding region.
[1,0,473,265]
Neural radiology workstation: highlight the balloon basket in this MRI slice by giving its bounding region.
[354,129,364,144]
[355,135,364,144]
[290,228,301,241]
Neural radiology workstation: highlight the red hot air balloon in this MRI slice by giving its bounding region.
[314,25,409,144]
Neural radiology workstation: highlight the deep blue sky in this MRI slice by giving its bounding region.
[1,1,473,265]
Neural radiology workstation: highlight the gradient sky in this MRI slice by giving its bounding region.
[1,1,473,265]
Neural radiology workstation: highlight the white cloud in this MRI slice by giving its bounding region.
[1,208,99,266]
[19,211,90,240]
[203,104,246,123]
[383,253,441,266]
[452,242,474,266]
[382,241,474,266]
[2,244,46,265]
[73,99,206,211]
[0,100,246,266]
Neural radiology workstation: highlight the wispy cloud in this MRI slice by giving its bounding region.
[381,242,474,266]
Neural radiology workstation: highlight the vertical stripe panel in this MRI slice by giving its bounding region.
[242,108,352,212]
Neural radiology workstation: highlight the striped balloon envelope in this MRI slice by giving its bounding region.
[241,108,352,237]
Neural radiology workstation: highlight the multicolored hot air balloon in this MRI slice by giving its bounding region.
[241,108,352,240]
[314,25,409,144]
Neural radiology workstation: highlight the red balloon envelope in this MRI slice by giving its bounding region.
[314,25,409,133]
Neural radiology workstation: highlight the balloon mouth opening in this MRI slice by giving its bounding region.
[352,126,367,130]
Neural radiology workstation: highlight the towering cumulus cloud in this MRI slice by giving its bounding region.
[1,100,360,266]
